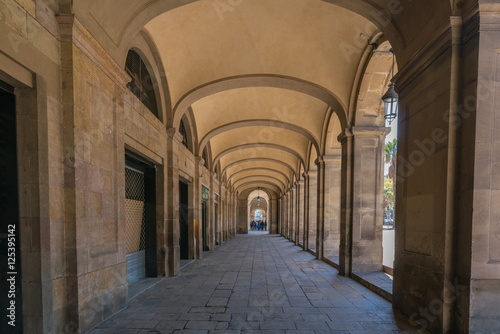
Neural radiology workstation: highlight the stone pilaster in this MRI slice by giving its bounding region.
[308,170,318,253]
[192,156,203,259]
[208,172,216,250]
[390,13,478,333]
[270,196,278,234]
[339,126,388,273]
[166,128,183,275]
[316,157,325,260]
[297,179,305,246]
[279,197,284,236]
[323,155,342,262]
[462,7,500,332]
[283,193,288,237]
[294,182,300,246]
[290,184,296,242]
[302,172,310,251]
[339,131,353,276]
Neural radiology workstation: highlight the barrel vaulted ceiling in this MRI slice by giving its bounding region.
[143,0,377,194]
[70,0,464,195]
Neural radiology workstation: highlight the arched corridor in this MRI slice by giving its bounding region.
[89,233,425,333]
[0,0,499,333]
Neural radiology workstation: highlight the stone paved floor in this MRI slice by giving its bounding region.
[89,234,427,334]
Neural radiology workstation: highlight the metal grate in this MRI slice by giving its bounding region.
[125,167,146,254]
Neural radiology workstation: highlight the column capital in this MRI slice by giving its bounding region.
[195,155,205,165]
[323,154,342,163]
[351,126,391,137]
[167,127,184,144]
[315,156,325,166]
[337,129,353,144]
[302,171,309,179]
[307,170,318,176]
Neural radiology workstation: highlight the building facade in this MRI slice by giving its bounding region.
[0,0,498,333]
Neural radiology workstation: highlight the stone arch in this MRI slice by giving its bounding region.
[352,40,396,127]
[125,30,172,123]
[228,168,291,185]
[199,119,320,156]
[179,112,196,154]
[124,47,162,119]
[201,142,213,171]
[236,181,282,194]
[233,175,286,191]
[75,0,425,67]
[213,143,305,168]
[172,74,348,133]
[222,158,296,181]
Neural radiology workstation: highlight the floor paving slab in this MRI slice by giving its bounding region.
[89,234,430,334]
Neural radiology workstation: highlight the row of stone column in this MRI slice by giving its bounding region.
[163,130,237,277]
[280,127,388,275]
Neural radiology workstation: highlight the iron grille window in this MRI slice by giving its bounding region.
[125,49,159,118]
[125,167,146,254]
[179,119,189,149]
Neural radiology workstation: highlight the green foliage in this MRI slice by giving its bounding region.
[384,177,394,210]
[384,139,397,215]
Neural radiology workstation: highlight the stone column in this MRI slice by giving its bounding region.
[295,181,301,246]
[297,179,305,246]
[225,187,229,241]
[288,184,297,242]
[216,183,222,245]
[227,189,233,240]
[323,155,342,262]
[283,193,288,237]
[339,131,353,276]
[208,172,215,250]
[232,192,237,237]
[308,170,318,253]
[282,193,286,236]
[270,196,278,234]
[302,172,310,251]
[193,156,203,259]
[166,129,183,276]
[238,194,247,234]
[339,126,388,273]
[229,193,232,237]
[316,157,326,260]
[457,8,500,333]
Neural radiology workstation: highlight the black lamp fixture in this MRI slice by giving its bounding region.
[382,48,398,125]
[257,187,261,207]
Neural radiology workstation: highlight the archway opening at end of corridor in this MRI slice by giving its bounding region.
[248,189,270,233]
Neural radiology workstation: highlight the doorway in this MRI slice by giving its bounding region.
[0,81,23,333]
[179,181,189,259]
[124,153,157,285]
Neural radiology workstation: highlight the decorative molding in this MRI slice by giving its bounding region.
[351,126,390,137]
[0,52,33,88]
[57,15,131,87]
[124,134,164,165]
[393,18,453,93]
